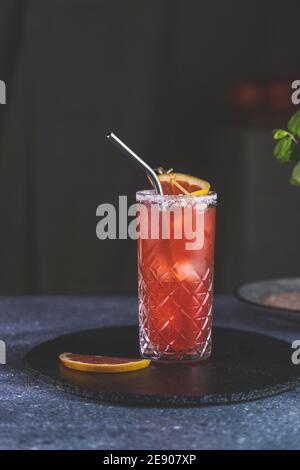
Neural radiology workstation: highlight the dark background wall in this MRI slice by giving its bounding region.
[0,0,299,295]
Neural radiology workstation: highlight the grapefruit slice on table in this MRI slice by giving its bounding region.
[59,352,150,373]
[156,170,211,195]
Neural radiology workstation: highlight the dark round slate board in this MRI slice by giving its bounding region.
[24,326,300,406]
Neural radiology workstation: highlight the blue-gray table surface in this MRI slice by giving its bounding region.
[1,294,300,450]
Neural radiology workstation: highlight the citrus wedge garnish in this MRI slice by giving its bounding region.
[59,352,150,373]
[154,169,211,195]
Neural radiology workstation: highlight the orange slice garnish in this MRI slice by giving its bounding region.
[59,352,150,373]
[155,170,211,195]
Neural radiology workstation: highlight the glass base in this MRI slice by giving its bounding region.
[140,340,212,363]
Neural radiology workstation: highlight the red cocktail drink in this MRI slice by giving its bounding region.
[136,190,217,361]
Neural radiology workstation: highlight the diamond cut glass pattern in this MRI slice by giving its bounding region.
[136,191,217,361]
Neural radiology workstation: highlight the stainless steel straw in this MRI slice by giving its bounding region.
[106,132,164,196]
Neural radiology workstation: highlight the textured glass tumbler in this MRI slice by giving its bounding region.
[136,190,217,362]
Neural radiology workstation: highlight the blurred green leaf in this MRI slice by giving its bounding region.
[288,110,300,138]
[274,136,293,162]
[272,129,289,139]
[290,161,300,186]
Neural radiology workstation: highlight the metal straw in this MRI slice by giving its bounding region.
[106,132,164,196]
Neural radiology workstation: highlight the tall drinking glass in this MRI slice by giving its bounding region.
[136,190,217,361]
